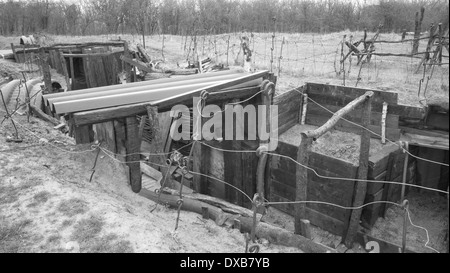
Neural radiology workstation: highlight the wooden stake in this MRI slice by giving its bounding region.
[401,142,409,202]
[381,102,388,144]
[301,94,308,125]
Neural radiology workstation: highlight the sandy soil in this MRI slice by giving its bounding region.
[0,114,308,253]
[279,124,393,165]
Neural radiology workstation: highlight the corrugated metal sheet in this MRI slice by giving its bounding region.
[43,70,267,115]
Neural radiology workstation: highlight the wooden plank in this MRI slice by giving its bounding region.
[271,149,358,183]
[273,87,302,105]
[307,92,424,119]
[270,179,295,200]
[368,144,400,178]
[125,116,142,193]
[241,150,256,209]
[145,107,172,169]
[366,170,387,195]
[223,141,243,205]
[269,192,296,215]
[306,207,345,236]
[379,150,403,217]
[402,132,449,150]
[295,134,312,236]
[344,95,372,247]
[120,55,153,73]
[73,103,149,126]
[206,146,225,200]
[361,187,384,228]
[74,125,93,144]
[114,119,127,163]
[305,91,374,139]
[307,82,398,105]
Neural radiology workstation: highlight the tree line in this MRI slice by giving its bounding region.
[0,0,448,37]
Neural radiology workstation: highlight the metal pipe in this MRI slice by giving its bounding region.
[43,69,243,103]
[52,80,227,113]
[52,79,261,114]
[45,73,243,107]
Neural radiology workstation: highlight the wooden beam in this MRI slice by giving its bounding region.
[120,55,153,73]
[307,82,397,105]
[29,105,59,126]
[294,133,313,236]
[139,188,335,253]
[305,91,374,139]
[62,51,124,58]
[344,95,372,247]
[125,116,142,193]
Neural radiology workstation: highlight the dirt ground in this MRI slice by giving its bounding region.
[0,114,309,253]
[1,34,448,253]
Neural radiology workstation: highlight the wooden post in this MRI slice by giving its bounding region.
[412,7,425,54]
[123,41,132,83]
[69,56,75,90]
[58,50,71,91]
[400,142,409,202]
[125,116,142,193]
[10,43,18,62]
[39,48,52,95]
[344,95,372,247]
[294,133,313,236]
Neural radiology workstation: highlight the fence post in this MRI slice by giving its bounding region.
[412,7,425,54]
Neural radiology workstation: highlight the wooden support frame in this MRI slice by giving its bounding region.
[293,90,374,239]
[294,133,313,236]
[343,95,373,247]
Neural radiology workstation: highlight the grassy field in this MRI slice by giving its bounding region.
[2,31,447,108]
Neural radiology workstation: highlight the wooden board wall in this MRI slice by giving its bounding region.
[268,140,358,235]
[272,87,303,136]
[193,96,262,209]
[305,83,401,140]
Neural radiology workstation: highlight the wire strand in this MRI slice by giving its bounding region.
[293,89,449,167]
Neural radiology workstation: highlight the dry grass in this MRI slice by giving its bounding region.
[27,190,51,208]
[70,214,133,253]
[0,179,43,205]
[0,218,33,253]
[57,198,88,217]
[2,32,447,106]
